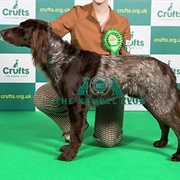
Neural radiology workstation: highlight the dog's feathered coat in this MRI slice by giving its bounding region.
[1,19,180,161]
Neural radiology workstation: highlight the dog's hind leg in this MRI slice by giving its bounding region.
[153,120,170,148]
[148,105,180,161]
[143,105,170,148]
[58,103,87,161]
[170,126,180,161]
[167,98,180,161]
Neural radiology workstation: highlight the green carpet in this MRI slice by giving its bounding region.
[0,111,179,180]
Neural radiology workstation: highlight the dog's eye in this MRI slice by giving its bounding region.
[18,25,24,29]
[19,22,25,28]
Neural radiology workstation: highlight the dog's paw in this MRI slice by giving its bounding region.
[153,140,168,148]
[57,152,76,161]
[59,145,69,152]
[171,153,180,162]
[58,145,77,161]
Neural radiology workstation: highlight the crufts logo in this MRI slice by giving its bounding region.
[130,31,144,47]
[157,3,180,18]
[3,59,29,77]
[168,60,180,76]
[2,0,30,17]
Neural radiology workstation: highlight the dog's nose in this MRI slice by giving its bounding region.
[0,30,5,36]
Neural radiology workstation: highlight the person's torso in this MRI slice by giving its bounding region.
[70,4,129,55]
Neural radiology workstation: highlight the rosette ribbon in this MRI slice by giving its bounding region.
[102,28,123,55]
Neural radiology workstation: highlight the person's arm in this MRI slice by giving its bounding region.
[49,6,82,37]
[120,18,131,56]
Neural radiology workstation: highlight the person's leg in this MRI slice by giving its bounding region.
[34,83,123,145]
[34,83,89,142]
[93,98,124,147]
[34,83,70,133]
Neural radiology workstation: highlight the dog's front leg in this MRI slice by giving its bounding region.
[58,103,87,161]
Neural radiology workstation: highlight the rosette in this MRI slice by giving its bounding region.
[102,28,123,55]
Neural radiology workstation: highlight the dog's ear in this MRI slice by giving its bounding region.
[31,27,48,67]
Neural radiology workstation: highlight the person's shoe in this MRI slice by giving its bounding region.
[62,122,89,142]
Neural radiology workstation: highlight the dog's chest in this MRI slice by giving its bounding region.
[46,57,64,84]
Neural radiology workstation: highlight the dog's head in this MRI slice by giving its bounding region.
[1,19,49,66]
[1,19,48,47]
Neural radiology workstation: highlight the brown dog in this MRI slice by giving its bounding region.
[1,19,180,161]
